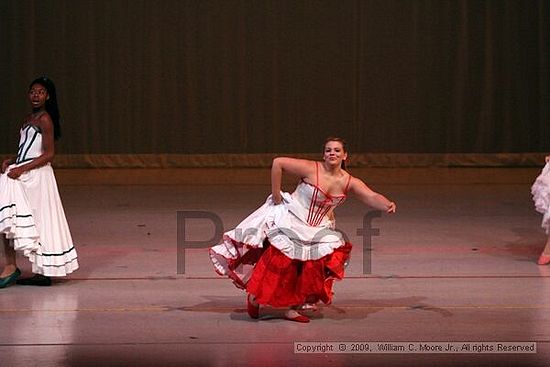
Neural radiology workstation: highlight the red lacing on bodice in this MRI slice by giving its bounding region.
[305,162,351,226]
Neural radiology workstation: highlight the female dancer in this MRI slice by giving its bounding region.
[210,137,396,322]
[534,155,550,265]
[0,76,78,288]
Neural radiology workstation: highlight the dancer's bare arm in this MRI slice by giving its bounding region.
[271,157,315,204]
[348,177,396,213]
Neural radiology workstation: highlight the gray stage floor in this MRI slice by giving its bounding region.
[1,176,549,366]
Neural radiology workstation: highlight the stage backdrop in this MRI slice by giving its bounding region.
[0,1,548,167]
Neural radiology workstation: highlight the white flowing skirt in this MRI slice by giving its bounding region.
[0,163,78,276]
[210,192,345,278]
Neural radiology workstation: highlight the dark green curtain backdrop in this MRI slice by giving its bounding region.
[0,0,548,156]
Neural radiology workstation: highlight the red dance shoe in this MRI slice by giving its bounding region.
[284,310,310,323]
[537,254,550,265]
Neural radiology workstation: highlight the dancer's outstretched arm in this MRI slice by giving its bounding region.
[348,177,396,213]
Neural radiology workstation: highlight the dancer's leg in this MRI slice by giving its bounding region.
[0,236,17,277]
[537,236,550,265]
[246,293,260,319]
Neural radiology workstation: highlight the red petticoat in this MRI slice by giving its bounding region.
[246,242,352,307]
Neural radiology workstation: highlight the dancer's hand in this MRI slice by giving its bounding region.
[272,192,283,205]
[387,202,396,213]
[1,159,12,173]
[7,166,24,179]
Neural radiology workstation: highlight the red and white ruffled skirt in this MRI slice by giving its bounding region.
[246,241,352,307]
[209,193,352,307]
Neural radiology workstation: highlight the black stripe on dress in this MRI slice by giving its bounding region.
[38,246,76,257]
[16,127,30,163]
[0,204,16,212]
[40,257,78,267]
[19,130,39,164]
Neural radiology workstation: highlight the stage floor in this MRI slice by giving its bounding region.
[1,168,549,366]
